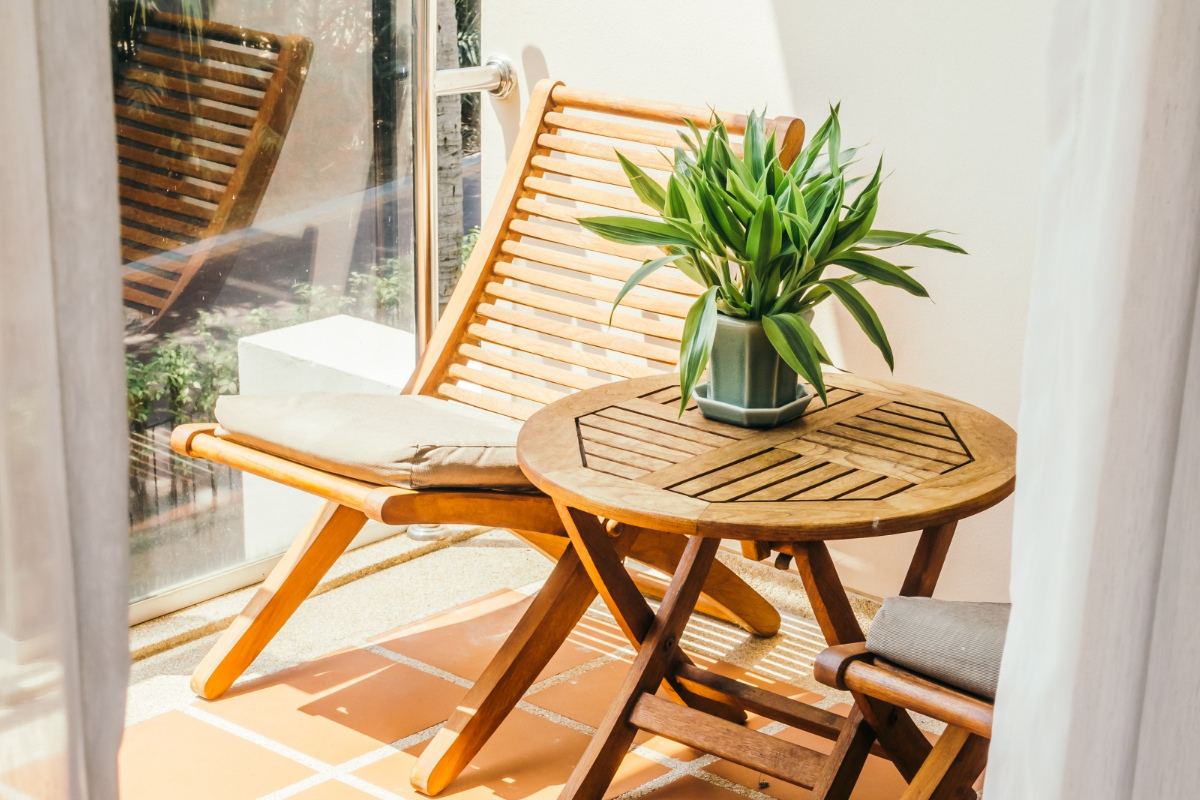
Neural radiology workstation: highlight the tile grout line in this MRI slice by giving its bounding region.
[183,706,333,772]
[252,722,448,800]
[362,645,475,689]
[526,651,624,694]
[514,699,599,736]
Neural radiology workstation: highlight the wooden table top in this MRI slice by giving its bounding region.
[516,373,1016,541]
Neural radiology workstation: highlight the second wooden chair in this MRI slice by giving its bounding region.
[815,597,1008,800]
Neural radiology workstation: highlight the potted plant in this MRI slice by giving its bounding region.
[579,107,964,426]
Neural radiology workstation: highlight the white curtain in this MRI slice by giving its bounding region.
[0,1,130,799]
[986,0,1200,796]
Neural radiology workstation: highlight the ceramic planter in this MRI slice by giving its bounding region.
[695,315,812,428]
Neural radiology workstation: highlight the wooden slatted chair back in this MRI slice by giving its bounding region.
[116,11,312,328]
[409,81,806,420]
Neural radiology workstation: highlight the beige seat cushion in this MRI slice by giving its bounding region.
[866,597,1010,699]
[214,393,534,491]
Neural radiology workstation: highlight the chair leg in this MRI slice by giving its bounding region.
[191,501,367,699]
[809,705,876,800]
[410,542,606,796]
[900,725,990,800]
[628,530,781,637]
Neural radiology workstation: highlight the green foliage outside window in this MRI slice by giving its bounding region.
[126,255,414,428]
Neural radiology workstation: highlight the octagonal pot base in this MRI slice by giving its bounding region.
[694,382,813,429]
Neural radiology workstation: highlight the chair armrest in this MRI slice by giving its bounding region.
[816,642,994,737]
[170,424,566,534]
[848,657,994,739]
[813,642,872,690]
[171,423,409,521]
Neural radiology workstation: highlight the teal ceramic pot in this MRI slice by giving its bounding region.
[708,315,798,409]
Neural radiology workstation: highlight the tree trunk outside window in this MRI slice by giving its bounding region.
[436,0,463,314]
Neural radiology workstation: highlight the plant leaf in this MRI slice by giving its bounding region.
[810,146,861,178]
[746,199,782,266]
[762,313,828,403]
[827,159,882,258]
[665,175,703,224]
[678,287,720,413]
[768,158,787,196]
[609,255,684,322]
[727,168,762,212]
[780,210,813,245]
[715,182,752,225]
[789,111,833,183]
[677,128,699,156]
[829,252,929,297]
[747,202,783,314]
[698,187,747,252]
[684,119,705,154]
[744,109,765,180]
[578,216,698,248]
[616,152,666,213]
[819,278,894,369]
[857,229,967,254]
[827,103,842,177]
[674,253,705,285]
[809,178,845,261]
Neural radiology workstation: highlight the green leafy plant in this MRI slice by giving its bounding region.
[125,352,161,429]
[578,107,965,410]
[461,226,481,266]
[150,336,206,426]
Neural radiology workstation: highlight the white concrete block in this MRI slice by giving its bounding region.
[238,315,416,560]
[239,314,415,396]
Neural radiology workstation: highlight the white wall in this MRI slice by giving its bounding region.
[482,0,1051,601]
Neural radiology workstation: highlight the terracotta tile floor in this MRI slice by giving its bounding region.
[112,587,942,800]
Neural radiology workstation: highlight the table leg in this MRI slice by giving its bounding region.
[509,528,781,636]
[558,504,747,724]
[791,541,933,782]
[900,522,958,598]
[558,535,722,800]
[411,535,634,796]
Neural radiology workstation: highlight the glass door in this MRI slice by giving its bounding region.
[112,0,473,605]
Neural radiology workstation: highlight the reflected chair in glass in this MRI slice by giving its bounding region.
[115,11,312,330]
[171,79,805,794]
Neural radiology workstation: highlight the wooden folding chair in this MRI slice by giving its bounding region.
[172,79,805,791]
[115,11,312,329]
[815,642,994,800]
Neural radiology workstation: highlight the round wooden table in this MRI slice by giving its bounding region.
[516,372,1016,800]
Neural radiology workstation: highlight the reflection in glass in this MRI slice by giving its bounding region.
[111,0,479,602]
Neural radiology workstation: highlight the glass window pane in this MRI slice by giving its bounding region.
[115,0,420,602]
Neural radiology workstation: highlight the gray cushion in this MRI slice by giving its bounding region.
[866,597,1010,699]
[214,393,534,491]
